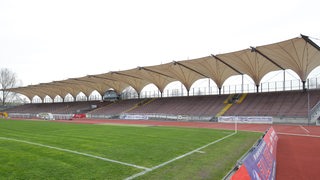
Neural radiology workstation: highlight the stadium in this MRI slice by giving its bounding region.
[1,35,320,179]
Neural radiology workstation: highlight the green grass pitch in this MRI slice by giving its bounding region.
[0,119,261,179]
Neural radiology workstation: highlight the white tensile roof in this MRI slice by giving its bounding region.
[9,35,320,101]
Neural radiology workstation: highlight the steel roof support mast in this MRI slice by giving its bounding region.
[301,34,320,92]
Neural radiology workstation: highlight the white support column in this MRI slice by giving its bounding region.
[283,69,286,91]
[242,75,244,93]
[208,78,211,95]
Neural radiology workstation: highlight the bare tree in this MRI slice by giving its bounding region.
[0,68,18,106]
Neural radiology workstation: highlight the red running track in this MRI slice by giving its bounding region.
[49,119,320,179]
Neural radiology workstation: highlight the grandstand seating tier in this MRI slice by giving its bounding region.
[5,90,320,119]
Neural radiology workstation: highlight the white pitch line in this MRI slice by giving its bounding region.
[125,132,237,180]
[196,150,206,154]
[299,125,310,134]
[0,136,150,171]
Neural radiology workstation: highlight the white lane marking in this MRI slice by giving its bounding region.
[277,132,320,138]
[125,132,237,180]
[299,125,310,134]
[0,136,150,170]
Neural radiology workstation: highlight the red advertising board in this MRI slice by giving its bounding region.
[231,165,251,180]
[230,127,278,180]
[72,113,86,119]
[263,127,278,159]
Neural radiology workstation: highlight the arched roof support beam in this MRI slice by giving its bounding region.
[301,34,320,51]
[300,34,320,91]
[109,72,149,97]
[138,66,175,79]
[172,61,208,78]
[211,54,243,75]
[136,66,176,95]
[111,71,143,80]
[51,81,81,99]
[250,47,285,70]
[88,75,115,81]
[25,85,53,101]
[86,75,129,94]
[38,83,68,98]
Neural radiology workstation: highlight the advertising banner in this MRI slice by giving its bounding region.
[263,127,278,159]
[231,165,251,180]
[120,114,149,120]
[230,127,278,180]
[218,116,273,124]
[243,140,275,180]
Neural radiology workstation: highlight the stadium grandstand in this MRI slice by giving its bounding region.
[3,34,320,124]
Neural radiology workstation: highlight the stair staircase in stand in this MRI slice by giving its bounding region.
[216,93,247,117]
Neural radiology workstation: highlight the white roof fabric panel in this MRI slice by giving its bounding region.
[85,73,130,94]
[217,49,281,85]
[178,56,239,88]
[122,66,177,93]
[8,35,320,101]
[256,37,320,81]
[147,62,206,91]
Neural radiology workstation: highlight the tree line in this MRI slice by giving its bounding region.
[0,68,19,106]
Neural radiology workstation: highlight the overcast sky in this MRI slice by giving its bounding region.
[1,0,320,86]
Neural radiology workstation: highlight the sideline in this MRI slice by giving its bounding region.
[125,131,237,180]
[0,136,150,171]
